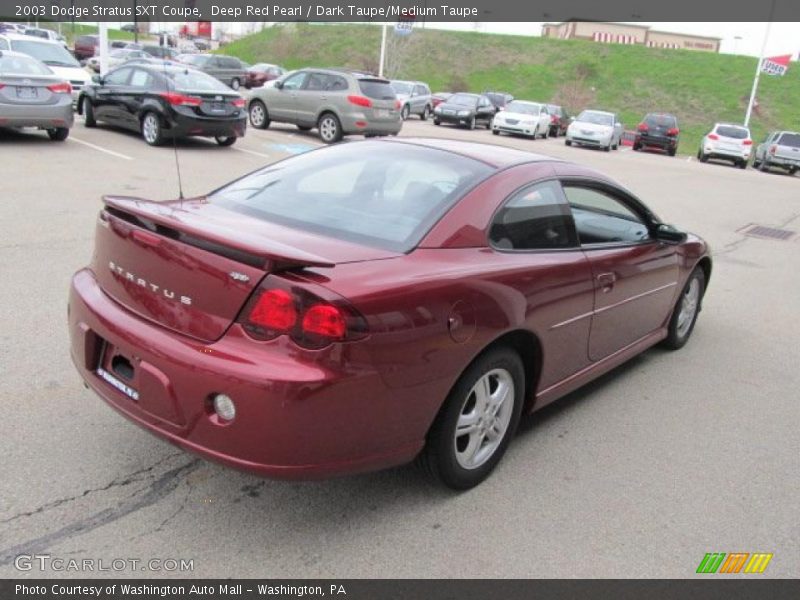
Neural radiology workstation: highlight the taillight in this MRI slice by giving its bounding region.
[667,128,679,136]
[708,133,719,140]
[159,91,202,106]
[637,123,648,132]
[347,95,372,108]
[395,100,402,110]
[0,84,5,90]
[551,115,558,123]
[742,139,753,146]
[231,97,245,108]
[769,144,777,155]
[47,82,72,94]
[240,280,368,349]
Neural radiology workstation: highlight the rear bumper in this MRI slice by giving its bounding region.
[0,101,74,129]
[340,115,402,136]
[636,134,676,149]
[764,155,800,168]
[703,144,749,161]
[68,269,424,479]
[435,113,474,126]
[166,112,247,139]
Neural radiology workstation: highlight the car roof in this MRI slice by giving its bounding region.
[0,49,42,59]
[385,137,557,169]
[581,109,614,116]
[2,33,61,45]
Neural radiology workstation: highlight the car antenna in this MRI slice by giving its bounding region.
[162,58,185,201]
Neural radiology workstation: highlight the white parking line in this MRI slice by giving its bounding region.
[69,137,133,160]
[233,147,271,159]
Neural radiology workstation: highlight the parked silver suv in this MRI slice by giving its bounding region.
[246,68,402,143]
[390,80,432,121]
[753,130,800,175]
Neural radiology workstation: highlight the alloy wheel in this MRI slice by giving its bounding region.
[142,114,160,145]
[318,115,339,143]
[676,278,700,339]
[454,368,515,470]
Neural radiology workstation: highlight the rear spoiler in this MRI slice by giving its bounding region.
[102,195,335,270]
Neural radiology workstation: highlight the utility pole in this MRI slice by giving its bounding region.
[744,0,777,127]
[98,21,109,75]
[378,23,387,77]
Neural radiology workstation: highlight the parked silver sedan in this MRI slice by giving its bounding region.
[565,109,623,151]
[0,50,74,140]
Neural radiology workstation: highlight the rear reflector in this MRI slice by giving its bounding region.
[347,95,372,108]
[159,91,202,106]
[47,82,72,94]
[355,121,367,128]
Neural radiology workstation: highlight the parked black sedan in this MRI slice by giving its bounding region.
[77,64,246,146]
[432,93,497,129]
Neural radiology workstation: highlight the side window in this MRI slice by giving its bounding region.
[129,69,153,88]
[563,185,651,245]
[413,84,426,95]
[490,181,578,251]
[305,73,327,91]
[281,72,307,91]
[104,68,132,86]
[329,76,348,91]
[0,38,9,50]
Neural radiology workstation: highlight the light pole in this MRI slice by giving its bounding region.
[733,35,742,55]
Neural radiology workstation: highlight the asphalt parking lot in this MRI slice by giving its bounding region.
[1,118,798,579]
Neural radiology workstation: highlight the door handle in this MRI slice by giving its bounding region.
[597,272,616,293]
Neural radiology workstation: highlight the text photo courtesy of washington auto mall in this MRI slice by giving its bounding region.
[1,0,799,597]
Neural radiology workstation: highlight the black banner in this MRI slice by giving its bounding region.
[3,580,800,600]
[0,0,799,22]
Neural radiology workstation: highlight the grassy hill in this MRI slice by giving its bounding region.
[222,23,800,155]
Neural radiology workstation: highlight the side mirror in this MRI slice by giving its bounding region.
[274,80,284,90]
[654,223,687,244]
[91,74,102,84]
[569,116,576,122]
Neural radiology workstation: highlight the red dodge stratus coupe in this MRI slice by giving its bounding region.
[69,138,711,490]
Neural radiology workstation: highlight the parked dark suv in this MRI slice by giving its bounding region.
[634,113,680,156]
[74,35,99,61]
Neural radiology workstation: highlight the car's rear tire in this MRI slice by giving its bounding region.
[789,167,797,176]
[47,127,69,141]
[433,118,441,126]
[549,126,558,137]
[738,160,747,170]
[401,105,410,120]
[421,105,431,121]
[230,78,241,91]
[662,267,705,350]
[633,143,641,151]
[698,150,708,163]
[752,157,761,168]
[565,139,572,146]
[141,112,164,146]
[418,347,525,490]
[668,147,677,157]
[492,130,500,136]
[604,144,611,152]
[467,116,476,130]
[215,136,236,147]
[82,97,96,128]
[317,112,343,144]
[248,100,269,129]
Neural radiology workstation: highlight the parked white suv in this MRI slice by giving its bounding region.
[698,123,752,169]
[565,109,623,152]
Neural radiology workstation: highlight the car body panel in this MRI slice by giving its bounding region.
[755,130,800,172]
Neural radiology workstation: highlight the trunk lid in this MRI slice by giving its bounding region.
[91,196,396,342]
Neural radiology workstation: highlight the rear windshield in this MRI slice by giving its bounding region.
[716,125,748,139]
[76,36,97,46]
[777,133,800,147]
[505,101,542,115]
[391,81,413,94]
[358,79,395,100]
[0,54,52,76]
[645,114,677,127]
[449,93,478,107]
[166,69,232,92]
[209,143,492,252]
[578,111,613,126]
[486,93,510,105]
[547,105,562,115]
[10,39,79,68]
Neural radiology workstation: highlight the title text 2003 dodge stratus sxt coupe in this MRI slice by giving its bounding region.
[68,139,710,490]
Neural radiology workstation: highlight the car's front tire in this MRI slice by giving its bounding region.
[467,116,476,130]
[565,139,572,146]
[82,97,96,128]
[248,100,270,129]
[215,136,236,147]
[662,267,705,350]
[433,118,441,126]
[418,347,525,490]
[230,78,241,91]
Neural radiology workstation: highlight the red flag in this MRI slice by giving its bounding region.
[761,55,792,76]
